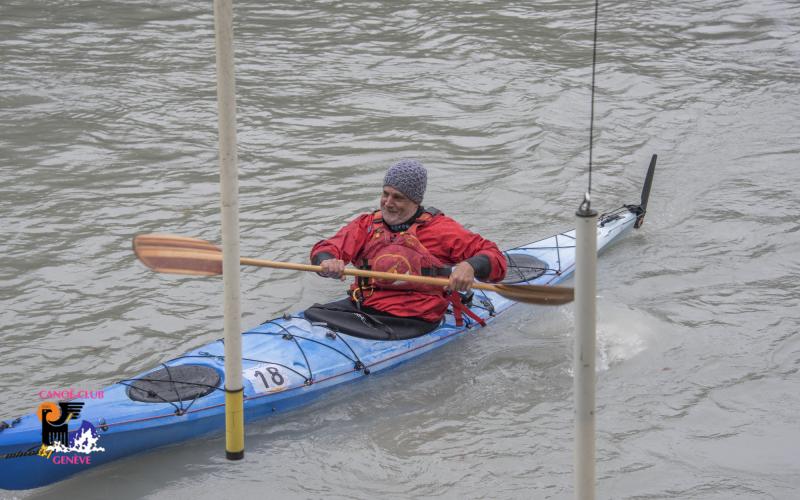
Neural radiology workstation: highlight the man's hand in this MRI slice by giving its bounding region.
[319,258,346,280]
[448,261,475,292]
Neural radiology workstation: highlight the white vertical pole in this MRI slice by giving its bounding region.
[213,0,244,460]
[574,195,597,499]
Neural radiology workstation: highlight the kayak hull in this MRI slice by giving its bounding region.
[0,208,638,491]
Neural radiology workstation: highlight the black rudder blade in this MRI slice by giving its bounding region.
[634,154,657,228]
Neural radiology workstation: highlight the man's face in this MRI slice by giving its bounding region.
[380,186,419,226]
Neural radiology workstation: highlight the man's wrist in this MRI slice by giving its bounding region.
[465,254,490,280]
[311,252,335,265]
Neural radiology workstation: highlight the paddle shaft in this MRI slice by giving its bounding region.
[133,234,573,305]
[243,257,496,293]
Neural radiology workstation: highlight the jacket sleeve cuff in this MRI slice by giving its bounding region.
[465,254,491,281]
[311,252,335,265]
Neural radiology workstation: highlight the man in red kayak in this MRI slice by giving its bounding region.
[307,159,507,339]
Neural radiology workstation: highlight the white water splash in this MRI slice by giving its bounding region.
[596,302,654,371]
[47,427,105,454]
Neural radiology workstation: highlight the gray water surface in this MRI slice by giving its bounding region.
[1,0,799,498]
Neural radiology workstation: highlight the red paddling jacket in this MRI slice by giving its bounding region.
[311,208,507,322]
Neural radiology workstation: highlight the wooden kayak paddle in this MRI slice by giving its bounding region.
[133,234,574,306]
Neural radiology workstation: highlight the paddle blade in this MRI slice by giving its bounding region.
[133,234,223,276]
[491,283,574,305]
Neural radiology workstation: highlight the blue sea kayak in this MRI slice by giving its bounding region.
[0,158,656,490]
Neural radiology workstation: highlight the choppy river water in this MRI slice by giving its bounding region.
[2,0,799,498]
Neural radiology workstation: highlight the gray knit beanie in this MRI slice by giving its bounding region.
[383,159,427,204]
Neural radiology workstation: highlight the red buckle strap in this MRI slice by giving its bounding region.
[448,292,486,327]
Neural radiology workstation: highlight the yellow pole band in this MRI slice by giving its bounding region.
[225,387,244,460]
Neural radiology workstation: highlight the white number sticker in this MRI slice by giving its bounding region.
[243,364,288,394]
